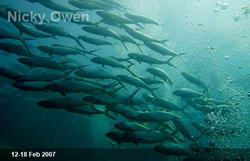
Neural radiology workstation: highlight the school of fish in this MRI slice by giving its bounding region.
[0,0,246,160]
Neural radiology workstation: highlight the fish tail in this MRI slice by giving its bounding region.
[104,81,120,88]
[86,48,100,56]
[161,39,169,44]
[104,111,117,120]
[90,105,117,120]
[21,40,34,57]
[77,65,89,70]
[111,43,120,52]
[121,41,129,51]
[95,106,117,120]
[154,22,160,26]
[192,134,203,142]
[136,44,144,53]
[127,61,135,68]
[163,78,173,87]
[20,39,29,49]
[168,79,174,86]
[181,103,190,110]
[23,37,35,41]
[136,23,144,30]
[203,88,209,97]
[149,88,158,97]
[178,52,186,56]
[64,68,79,77]
[113,86,124,93]
[116,79,128,91]
[76,35,83,41]
[73,37,86,50]
[162,81,169,88]
[95,20,102,26]
[181,109,191,118]
[121,58,135,67]
[162,128,178,139]
[51,36,57,40]
[126,68,137,77]
[166,57,177,68]
[127,88,140,100]
[105,105,114,112]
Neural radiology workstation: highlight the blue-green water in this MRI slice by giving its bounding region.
[0,0,249,160]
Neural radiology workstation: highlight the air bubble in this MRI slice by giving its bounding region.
[221,3,229,10]
[216,1,222,6]
[233,15,240,21]
[214,8,219,12]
